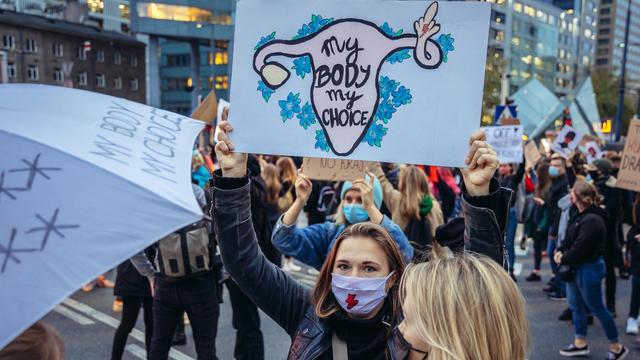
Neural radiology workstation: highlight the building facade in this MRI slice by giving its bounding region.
[0,9,146,102]
[130,0,234,113]
[595,0,640,88]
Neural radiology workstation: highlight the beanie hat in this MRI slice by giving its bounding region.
[593,158,613,176]
[341,175,384,209]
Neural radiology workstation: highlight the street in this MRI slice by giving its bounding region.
[43,238,634,360]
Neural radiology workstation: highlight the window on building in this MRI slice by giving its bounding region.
[2,35,15,50]
[53,43,64,57]
[598,38,610,45]
[77,47,87,60]
[7,62,16,78]
[215,75,228,90]
[513,2,523,12]
[130,78,139,91]
[215,40,229,50]
[129,55,138,67]
[596,58,608,65]
[167,54,191,66]
[548,15,556,26]
[524,5,535,17]
[114,77,122,89]
[136,3,232,25]
[214,52,228,65]
[512,37,520,46]
[114,52,122,65]
[78,71,88,86]
[24,38,38,53]
[600,8,610,15]
[27,65,38,80]
[600,18,611,25]
[599,28,610,35]
[119,3,130,19]
[53,68,64,83]
[96,73,106,88]
[601,0,612,4]
[97,50,105,62]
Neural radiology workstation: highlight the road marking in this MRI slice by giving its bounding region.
[515,245,528,257]
[125,344,147,359]
[53,305,95,325]
[63,298,194,360]
[513,262,523,276]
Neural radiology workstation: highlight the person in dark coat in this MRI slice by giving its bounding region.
[555,180,628,359]
[626,193,640,336]
[111,252,154,360]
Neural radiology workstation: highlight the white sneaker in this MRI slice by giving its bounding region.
[626,318,639,335]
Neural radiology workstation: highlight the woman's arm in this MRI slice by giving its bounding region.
[370,162,401,213]
[271,218,335,270]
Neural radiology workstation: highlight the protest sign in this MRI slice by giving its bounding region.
[618,119,640,192]
[524,141,542,168]
[484,125,523,164]
[229,0,490,167]
[584,141,603,164]
[302,157,368,181]
[551,125,583,159]
[0,84,204,348]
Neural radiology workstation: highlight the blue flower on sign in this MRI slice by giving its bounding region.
[314,130,330,152]
[278,92,301,122]
[380,22,404,37]
[437,33,455,63]
[255,31,276,50]
[386,49,411,64]
[257,81,274,103]
[375,99,396,123]
[362,123,388,147]
[379,76,399,100]
[294,15,334,39]
[292,56,312,79]
[297,102,316,129]
[391,86,412,107]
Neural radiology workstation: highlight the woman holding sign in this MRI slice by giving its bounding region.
[212,116,527,359]
[271,169,414,270]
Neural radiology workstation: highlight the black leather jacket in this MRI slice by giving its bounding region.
[213,177,511,360]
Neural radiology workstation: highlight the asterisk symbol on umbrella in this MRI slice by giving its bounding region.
[0,228,38,273]
[26,208,79,251]
[9,153,61,190]
[0,171,25,202]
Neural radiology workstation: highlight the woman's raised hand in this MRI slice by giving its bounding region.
[215,107,248,178]
[295,173,313,204]
[460,130,499,196]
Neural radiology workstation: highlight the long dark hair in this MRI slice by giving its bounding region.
[311,222,405,319]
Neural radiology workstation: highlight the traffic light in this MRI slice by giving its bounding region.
[562,107,572,127]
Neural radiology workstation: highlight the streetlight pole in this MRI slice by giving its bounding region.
[614,0,632,141]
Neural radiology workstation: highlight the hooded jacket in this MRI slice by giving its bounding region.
[213,175,511,360]
[557,206,608,266]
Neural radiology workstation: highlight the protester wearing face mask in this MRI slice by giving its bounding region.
[555,181,629,359]
[536,154,569,301]
[271,169,414,270]
[213,117,512,359]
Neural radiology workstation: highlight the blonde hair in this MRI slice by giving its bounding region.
[276,157,297,185]
[400,254,530,360]
[261,164,281,205]
[395,166,442,235]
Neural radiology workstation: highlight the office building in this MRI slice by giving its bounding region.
[131,0,234,113]
[0,9,146,102]
[595,0,640,88]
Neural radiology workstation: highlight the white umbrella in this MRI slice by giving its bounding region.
[0,84,205,348]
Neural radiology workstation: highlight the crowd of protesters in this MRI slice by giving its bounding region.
[3,107,639,360]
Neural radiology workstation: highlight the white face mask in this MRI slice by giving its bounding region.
[331,272,394,316]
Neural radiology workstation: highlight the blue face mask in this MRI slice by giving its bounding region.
[343,204,369,224]
[549,166,559,178]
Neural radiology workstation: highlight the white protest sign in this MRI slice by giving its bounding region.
[584,141,602,164]
[484,125,523,164]
[214,98,230,143]
[0,84,203,348]
[229,0,490,166]
[551,125,584,159]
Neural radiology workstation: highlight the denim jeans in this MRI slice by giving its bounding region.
[566,258,619,343]
[149,273,220,360]
[629,274,640,319]
[505,207,518,272]
[226,280,264,360]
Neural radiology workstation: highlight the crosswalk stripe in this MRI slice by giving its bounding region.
[125,344,147,359]
[53,305,95,325]
[63,298,194,360]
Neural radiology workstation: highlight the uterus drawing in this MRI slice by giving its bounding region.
[253,1,444,156]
